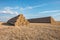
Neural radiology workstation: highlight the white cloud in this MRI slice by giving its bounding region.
[4,7,13,10]
[31,4,46,9]
[4,6,19,10]
[0,16,12,22]
[20,4,46,11]
[0,7,19,15]
[15,12,19,15]
[28,7,32,9]
[38,10,60,17]
[52,13,60,16]
[20,7,24,11]
[39,10,60,14]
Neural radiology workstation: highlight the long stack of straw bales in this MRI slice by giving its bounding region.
[15,14,29,26]
[28,16,56,25]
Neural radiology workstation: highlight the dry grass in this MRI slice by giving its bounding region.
[56,21,60,25]
[0,22,60,40]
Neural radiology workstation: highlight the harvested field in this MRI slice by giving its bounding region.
[0,22,60,40]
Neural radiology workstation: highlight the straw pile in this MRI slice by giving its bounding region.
[15,14,29,26]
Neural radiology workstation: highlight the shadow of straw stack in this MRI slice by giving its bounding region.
[15,14,29,26]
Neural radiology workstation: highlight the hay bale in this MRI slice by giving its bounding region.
[15,14,29,26]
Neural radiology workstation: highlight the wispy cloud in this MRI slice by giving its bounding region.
[20,4,46,11]
[4,6,19,10]
[1,4,46,15]
[23,10,60,19]
[31,4,46,9]
[20,7,24,11]
[0,10,19,15]
[38,10,60,17]
[52,13,60,16]
[39,10,60,14]
[0,7,19,15]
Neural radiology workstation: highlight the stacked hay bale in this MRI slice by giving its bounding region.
[50,17,56,25]
[15,14,29,26]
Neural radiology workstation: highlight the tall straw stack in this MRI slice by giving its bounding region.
[15,14,29,26]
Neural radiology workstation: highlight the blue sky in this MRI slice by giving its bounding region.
[0,0,60,22]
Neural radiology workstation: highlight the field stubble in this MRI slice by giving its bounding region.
[0,23,60,40]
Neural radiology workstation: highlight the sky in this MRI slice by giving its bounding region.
[0,0,60,22]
